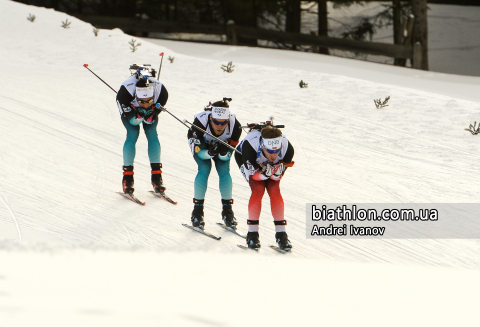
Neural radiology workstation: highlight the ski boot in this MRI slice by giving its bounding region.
[275,231,292,250]
[246,231,261,249]
[191,198,205,229]
[122,165,134,194]
[151,163,166,193]
[221,199,237,229]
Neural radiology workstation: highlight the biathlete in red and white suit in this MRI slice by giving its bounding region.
[234,125,294,250]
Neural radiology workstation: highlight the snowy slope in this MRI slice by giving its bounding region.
[1,1,480,326]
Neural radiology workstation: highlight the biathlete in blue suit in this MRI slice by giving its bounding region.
[116,70,168,195]
[187,99,242,229]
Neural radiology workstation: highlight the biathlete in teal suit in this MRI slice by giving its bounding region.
[187,99,242,229]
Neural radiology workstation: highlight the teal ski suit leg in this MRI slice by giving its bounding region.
[143,119,161,163]
[213,157,232,200]
[193,154,232,200]
[122,116,161,165]
[193,154,212,199]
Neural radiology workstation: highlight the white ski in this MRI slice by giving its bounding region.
[182,223,221,240]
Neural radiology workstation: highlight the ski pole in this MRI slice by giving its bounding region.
[159,106,242,155]
[83,64,239,154]
[157,105,190,128]
[157,53,164,79]
[184,119,242,155]
[83,64,117,94]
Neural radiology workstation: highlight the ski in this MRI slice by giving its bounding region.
[237,244,259,252]
[182,223,221,240]
[216,223,246,239]
[117,191,145,206]
[149,190,177,205]
[269,245,291,254]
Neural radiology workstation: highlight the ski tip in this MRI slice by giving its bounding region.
[269,245,291,253]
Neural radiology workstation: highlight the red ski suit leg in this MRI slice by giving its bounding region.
[248,178,284,221]
[248,178,265,221]
[265,179,284,221]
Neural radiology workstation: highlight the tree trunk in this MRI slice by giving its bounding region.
[285,0,301,50]
[223,0,257,46]
[411,0,428,70]
[51,0,60,10]
[173,0,177,21]
[116,0,136,18]
[317,0,328,54]
[166,0,170,21]
[76,0,83,13]
[393,0,404,66]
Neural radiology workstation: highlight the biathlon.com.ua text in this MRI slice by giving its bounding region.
[310,204,438,237]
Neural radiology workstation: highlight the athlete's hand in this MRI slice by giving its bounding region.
[144,106,162,123]
[218,142,229,156]
[207,142,221,157]
[136,107,148,118]
[261,164,273,178]
[271,163,286,178]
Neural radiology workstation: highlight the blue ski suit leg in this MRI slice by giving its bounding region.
[193,154,232,200]
[122,116,161,166]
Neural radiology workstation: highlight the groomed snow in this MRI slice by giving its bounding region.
[0,0,479,326]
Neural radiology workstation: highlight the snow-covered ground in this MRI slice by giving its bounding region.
[1,0,480,326]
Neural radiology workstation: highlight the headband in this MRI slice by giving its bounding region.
[211,106,230,119]
[262,137,282,151]
[136,85,154,98]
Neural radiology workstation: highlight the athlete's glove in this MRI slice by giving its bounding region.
[136,107,148,118]
[261,164,273,179]
[144,104,164,124]
[271,163,286,179]
[207,142,221,157]
[218,142,229,156]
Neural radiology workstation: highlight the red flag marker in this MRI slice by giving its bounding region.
[159,52,164,56]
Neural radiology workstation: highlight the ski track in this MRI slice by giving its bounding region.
[0,189,21,242]
[20,208,113,245]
